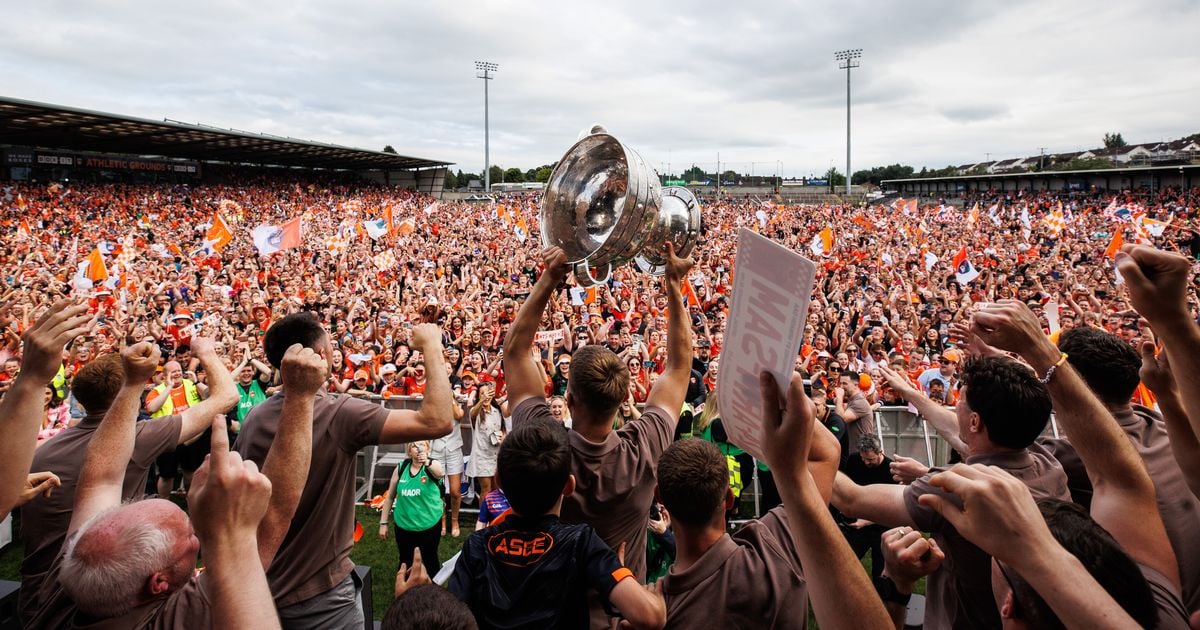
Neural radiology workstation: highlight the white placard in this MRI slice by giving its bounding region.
[534,329,564,344]
[717,229,817,461]
[1045,300,1060,333]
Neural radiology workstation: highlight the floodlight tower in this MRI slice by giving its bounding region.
[835,49,862,196]
[476,61,499,192]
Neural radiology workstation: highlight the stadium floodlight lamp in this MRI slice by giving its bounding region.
[834,49,863,196]
[475,61,499,192]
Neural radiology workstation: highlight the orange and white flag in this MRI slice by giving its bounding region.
[1104,229,1124,258]
[681,279,701,308]
[396,217,416,236]
[967,203,980,225]
[202,214,233,253]
[809,227,834,258]
[16,219,33,241]
[1042,207,1065,236]
[514,212,529,243]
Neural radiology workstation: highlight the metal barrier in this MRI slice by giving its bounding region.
[354,396,477,502]
[351,399,1056,503]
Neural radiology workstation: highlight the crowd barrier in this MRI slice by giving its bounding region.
[348,397,1030,504]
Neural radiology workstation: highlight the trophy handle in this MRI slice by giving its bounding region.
[573,260,612,287]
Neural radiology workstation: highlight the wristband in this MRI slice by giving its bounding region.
[1037,352,1068,385]
[876,576,912,606]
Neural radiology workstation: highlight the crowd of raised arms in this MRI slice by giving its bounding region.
[1,173,1200,629]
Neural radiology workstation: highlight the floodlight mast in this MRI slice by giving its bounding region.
[835,49,862,196]
[475,61,499,192]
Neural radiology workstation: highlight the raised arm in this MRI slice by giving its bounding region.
[504,247,569,411]
[761,372,892,630]
[379,324,454,443]
[645,243,694,412]
[877,364,967,453]
[919,464,1140,629]
[69,342,160,535]
[1117,245,1200,478]
[254,344,324,568]
[0,300,92,520]
[187,407,280,630]
[972,300,1179,586]
[177,337,240,445]
[1139,342,1200,499]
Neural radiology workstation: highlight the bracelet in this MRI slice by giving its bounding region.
[1038,353,1069,385]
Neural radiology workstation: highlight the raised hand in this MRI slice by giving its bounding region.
[948,321,1002,358]
[410,323,442,352]
[915,463,1053,566]
[19,300,93,383]
[395,548,431,598]
[662,242,694,285]
[876,365,915,396]
[969,300,1058,368]
[189,413,273,545]
[541,246,570,279]
[1116,244,1191,326]
[120,342,161,385]
[1139,341,1176,396]
[760,371,815,484]
[190,336,218,358]
[280,344,328,396]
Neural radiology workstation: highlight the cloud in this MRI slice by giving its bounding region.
[940,104,1011,124]
[0,0,1197,176]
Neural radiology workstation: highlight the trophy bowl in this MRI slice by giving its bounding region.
[540,126,700,286]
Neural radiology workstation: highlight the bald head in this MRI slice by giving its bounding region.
[61,499,198,618]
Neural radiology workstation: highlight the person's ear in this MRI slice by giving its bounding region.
[969,411,983,434]
[724,487,735,511]
[999,591,1017,620]
[147,571,172,595]
[562,474,576,498]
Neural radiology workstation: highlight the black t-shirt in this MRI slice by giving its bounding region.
[449,513,628,630]
[843,452,896,487]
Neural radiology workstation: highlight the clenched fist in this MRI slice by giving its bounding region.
[410,323,443,352]
[121,342,162,384]
[190,336,218,358]
[280,344,328,395]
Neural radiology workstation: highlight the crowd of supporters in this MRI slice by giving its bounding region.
[1,173,1199,628]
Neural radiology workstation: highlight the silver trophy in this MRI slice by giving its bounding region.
[540,125,702,286]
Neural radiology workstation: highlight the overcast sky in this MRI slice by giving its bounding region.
[3,1,1198,177]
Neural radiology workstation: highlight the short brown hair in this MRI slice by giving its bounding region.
[567,345,628,416]
[71,354,125,414]
[657,439,729,526]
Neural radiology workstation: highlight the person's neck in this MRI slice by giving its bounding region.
[571,413,615,442]
[1105,401,1133,416]
[672,521,726,572]
[968,441,1023,457]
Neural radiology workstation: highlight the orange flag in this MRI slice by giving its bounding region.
[85,248,108,282]
[681,279,701,307]
[396,217,416,236]
[278,217,303,250]
[384,205,395,235]
[1104,229,1124,258]
[203,214,233,252]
